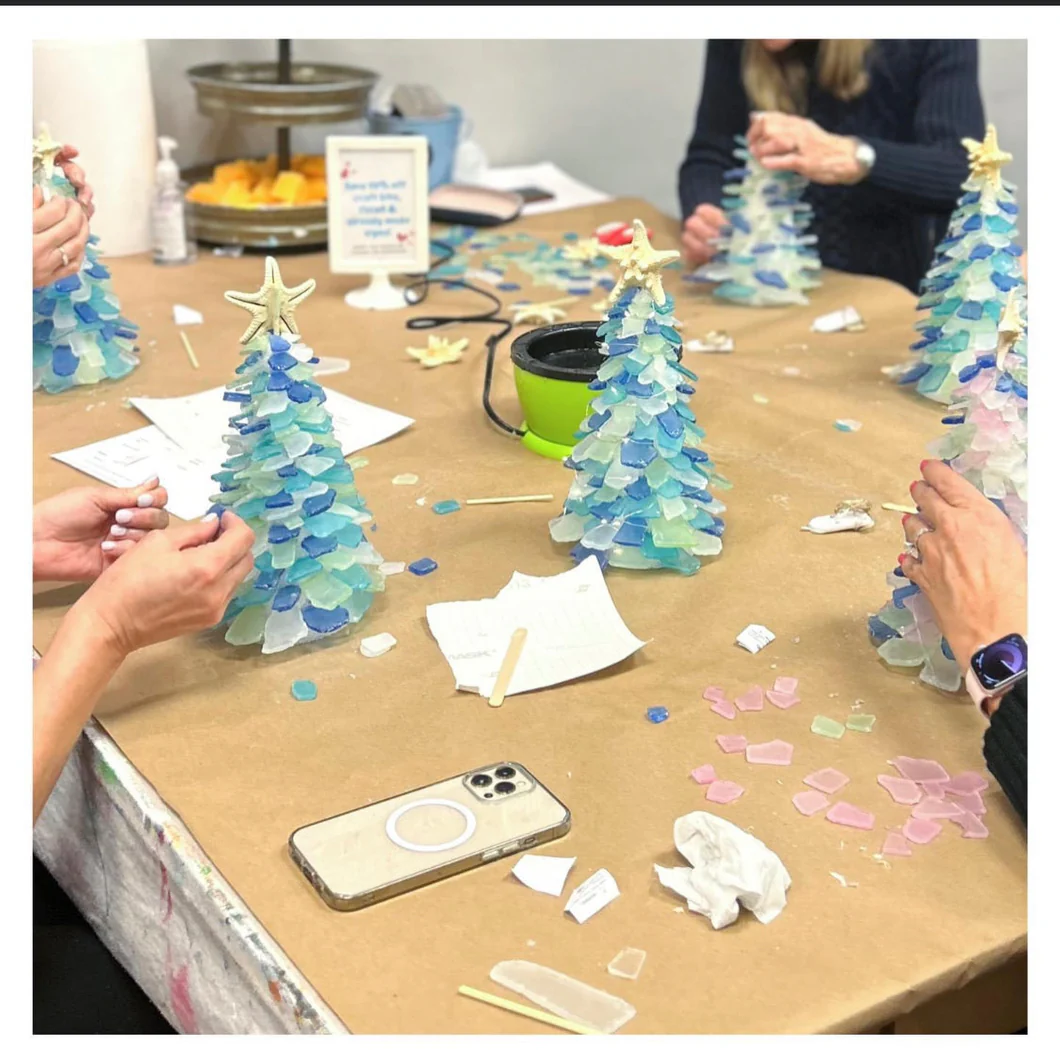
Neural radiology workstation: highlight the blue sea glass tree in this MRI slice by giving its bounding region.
[896,124,1025,405]
[870,294,1027,690]
[207,257,385,653]
[32,124,140,394]
[691,135,821,306]
[549,221,728,575]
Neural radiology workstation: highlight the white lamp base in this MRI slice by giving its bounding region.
[344,270,408,311]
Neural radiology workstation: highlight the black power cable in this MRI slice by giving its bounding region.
[403,240,524,438]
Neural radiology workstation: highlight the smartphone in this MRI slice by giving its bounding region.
[512,186,555,205]
[289,762,571,911]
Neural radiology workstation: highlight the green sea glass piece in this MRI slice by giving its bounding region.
[810,715,846,740]
[846,714,877,733]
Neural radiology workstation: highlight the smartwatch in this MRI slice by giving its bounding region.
[852,138,876,179]
[965,634,1027,716]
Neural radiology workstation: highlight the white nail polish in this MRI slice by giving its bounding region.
[101,541,117,552]
[115,509,133,525]
[137,493,154,508]
[110,525,126,537]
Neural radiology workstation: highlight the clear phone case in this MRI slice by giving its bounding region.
[289,762,571,911]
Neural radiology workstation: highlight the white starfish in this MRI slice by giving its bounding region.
[961,123,1012,190]
[407,334,468,368]
[511,297,577,325]
[598,219,680,305]
[224,256,316,345]
[562,238,601,264]
[32,122,64,187]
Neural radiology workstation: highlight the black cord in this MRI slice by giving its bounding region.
[404,240,524,438]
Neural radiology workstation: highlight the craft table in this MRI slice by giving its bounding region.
[33,198,1027,1035]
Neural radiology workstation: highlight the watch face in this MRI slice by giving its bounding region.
[972,634,1027,691]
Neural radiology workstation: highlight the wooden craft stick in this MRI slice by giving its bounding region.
[881,502,917,515]
[180,330,200,369]
[465,494,555,506]
[488,628,528,707]
[457,985,599,1035]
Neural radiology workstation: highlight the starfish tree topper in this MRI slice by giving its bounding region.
[224,256,316,345]
[599,219,680,306]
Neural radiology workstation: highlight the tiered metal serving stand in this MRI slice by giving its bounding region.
[185,40,377,251]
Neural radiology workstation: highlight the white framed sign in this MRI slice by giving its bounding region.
[326,134,430,311]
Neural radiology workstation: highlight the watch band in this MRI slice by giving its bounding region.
[853,138,876,177]
[964,666,994,717]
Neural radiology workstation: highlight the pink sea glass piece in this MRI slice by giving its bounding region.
[902,817,942,845]
[735,685,764,712]
[705,780,744,804]
[792,790,829,816]
[890,757,949,783]
[944,771,989,796]
[773,676,799,695]
[746,739,794,766]
[690,763,717,785]
[765,690,801,709]
[716,734,747,754]
[955,811,989,839]
[825,802,875,830]
[877,774,922,805]
[803,767,849,794]
[881,831,913,857]
[920,781,946,799]
[702,685,726,702]
[710,699,737,720]
[952,791,987,816]
[911,797,964,820]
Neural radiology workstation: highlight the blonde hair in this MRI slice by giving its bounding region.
[742,40,872,115]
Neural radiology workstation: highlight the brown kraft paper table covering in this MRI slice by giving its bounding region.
[32,199,1027,1033]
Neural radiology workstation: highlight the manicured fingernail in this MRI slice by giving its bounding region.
[909,481,918,494]
[919,460,928,472]
[139,475,159,490]
[137,493,154,508]
[201,511,219,523]
[115,509,134,524]
[101,541,117,552]
[901,514,909,524]
[897,554,906,565]
[110,525,126,537]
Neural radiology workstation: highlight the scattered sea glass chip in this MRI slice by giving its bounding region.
[360,632,397,658]
[409,557,438,576]
[735,685,764,712]
[910,797,964,820]
[846,713,876,733]
[803,768,849,794]
[606,947,646,981]
[715,734,747,754]
[825,802,875,830]
[881,831,913,857]
[290,679,318,702]
[710,699,737,720]
[773,676,799,695]
[902,817,942,845]
[792,790,829,817]
[702,685,726,702]
[955,811,989,839]
[766,690,800,709]
[951,791,986,816]
[746,739,794,766]
[877,774,922,805]
[811,715,845,740]
[392,473,420,486]
[943,771,988,795]
[432,499,461,515]
[889,757,949,783]
[705,780,744,804]
[690,764,716,785]
[646,706,669,724]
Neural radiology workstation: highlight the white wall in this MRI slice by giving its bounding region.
[146,38,1027,228]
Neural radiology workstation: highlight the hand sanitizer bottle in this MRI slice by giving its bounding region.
[152,136,197,266]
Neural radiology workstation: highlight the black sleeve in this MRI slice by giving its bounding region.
[983,677,1027,825]
[678,40,749,220]
[862,40,986,212]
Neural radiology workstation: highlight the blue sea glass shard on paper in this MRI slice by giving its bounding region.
[32,124,141,393]
[207,257,386,653]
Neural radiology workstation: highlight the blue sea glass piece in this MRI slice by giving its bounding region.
[867,615,898,642]
[962,213,983,232]
[255,567,281,591]
[290,679,318,702]
[267,371,291,391]
[432,499,461,515]
[753,269,788,289]
[303,605,350,634]
[74,302,99,324]
[957,301,983,320]
[303,488,336,518]
[265,490,294,509]
[409,557,438,576]
[268,524,298,544]
[287,381,314,403]
[272,585,301,612]
[51,346,78,376]
[620,440,656,469]
[645,706,669,724]
[957,364,980,384]
[301,535,337,558]
[269,351,297,371]
[268,334,291,353]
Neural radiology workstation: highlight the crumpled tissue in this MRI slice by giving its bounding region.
[653,811,791,929]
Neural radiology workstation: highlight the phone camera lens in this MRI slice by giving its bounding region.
[494,781,516,794]
[470,774,492,787]
[483,792,494,799]
[494,766,516,779]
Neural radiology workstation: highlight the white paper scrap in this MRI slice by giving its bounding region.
[735,623,776,654]
[512,854,576,897]
[654,811,791,929]
[311,356,351,377]
[360,632,397,658]
[686,331,734,354]
[564,869,619,924]
[802,510,875,535]
[173,303,203,326]
[812,306,862,333]
[425,557,645,698]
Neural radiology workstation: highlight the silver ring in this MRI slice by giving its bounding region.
[911,526,932,547]
[58,245,69,268]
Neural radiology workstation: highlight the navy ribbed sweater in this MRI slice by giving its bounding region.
[679,40,986,292]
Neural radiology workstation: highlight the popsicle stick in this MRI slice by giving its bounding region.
[881,502,917,515]
[457,985,599,1035]
[488,628,528,707]
[180,330,200,369]
[465,494,554,506]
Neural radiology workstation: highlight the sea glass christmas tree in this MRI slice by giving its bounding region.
[691,135,820,306]
[869,293,1027,691]
[32,123,140,394]
[897,124,1024,405]
[549,220,728,575]
[207,257,385,653]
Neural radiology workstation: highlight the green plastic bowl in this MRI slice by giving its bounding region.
[510,322,606,460]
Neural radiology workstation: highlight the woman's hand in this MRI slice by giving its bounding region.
[747,111,862,185]
[899,460,1027,671]
[33,185,90,288]
[681,203,727,267]
[33,477,170,584]
[56,144,95,220]
[75,511,255,658]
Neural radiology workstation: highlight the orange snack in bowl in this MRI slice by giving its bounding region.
[305,177,328,202]
[220,180,253,207]
[271,171,307,206]
[299,155,327,179]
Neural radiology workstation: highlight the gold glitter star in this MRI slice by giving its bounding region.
[511,297,577,325]
[406,334,469,368]
[996,291,1025,359]
[961,124,1012,190]
[32,122,63,184]
[598,219,680,306]
[562,238,601,264]
[224,256,316,345]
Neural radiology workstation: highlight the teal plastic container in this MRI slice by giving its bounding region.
[368,106,462,189]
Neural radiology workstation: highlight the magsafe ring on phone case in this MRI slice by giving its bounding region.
[384,797,478,853]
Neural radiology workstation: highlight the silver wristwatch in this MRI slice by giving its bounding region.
[853,138,876,178]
